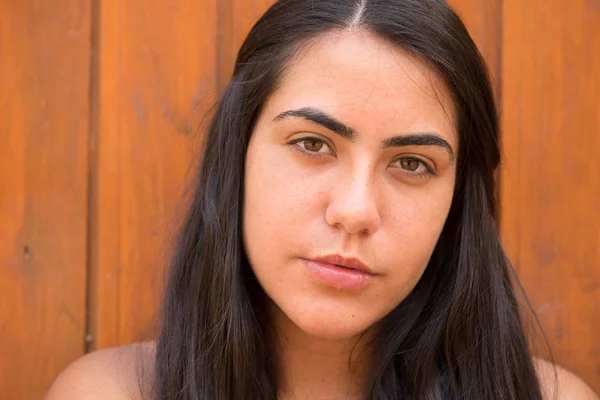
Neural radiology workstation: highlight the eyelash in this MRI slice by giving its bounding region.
[287,136,436,178]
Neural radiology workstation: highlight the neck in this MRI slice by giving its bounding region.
[270,304,375,400]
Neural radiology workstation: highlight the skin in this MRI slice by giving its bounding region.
[243,29,456,398]
[44,343,599,399]
[44,29,599,400]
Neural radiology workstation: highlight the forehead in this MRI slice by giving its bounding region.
[264,29,457,147]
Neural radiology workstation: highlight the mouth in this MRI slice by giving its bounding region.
[311,254,374,275]
[302,255,375,290]
[332,264,356,270]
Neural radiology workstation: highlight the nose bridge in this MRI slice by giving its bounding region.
[326,164,381,235]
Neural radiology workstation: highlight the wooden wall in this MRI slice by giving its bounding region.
[0,1,91,398]
[501,0,600,390]
[1,0,598,397]
[89,0,218,351]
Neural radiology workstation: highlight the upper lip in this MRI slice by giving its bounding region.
[311,254,375,275]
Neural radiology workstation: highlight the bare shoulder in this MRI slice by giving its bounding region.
[45,341,156,400]
[534,358,599,400]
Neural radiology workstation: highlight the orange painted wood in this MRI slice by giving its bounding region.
[3,0,594,397]
[90,0,218,349]
[217,0,276,90]
[0,1,91,397]
[447,0,502,92]
[501,0,600,392]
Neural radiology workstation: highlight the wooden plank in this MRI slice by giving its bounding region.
[0,0,91,397]
[217,0,275,90]
[447,0,502,93]
[501,0,600,392]
[90,0,218,349]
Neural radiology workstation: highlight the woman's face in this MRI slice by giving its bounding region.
[243,30,458,340]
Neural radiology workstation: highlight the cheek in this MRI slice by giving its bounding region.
[242,143,322,265]
[376,183,454,297]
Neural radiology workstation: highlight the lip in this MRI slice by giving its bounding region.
[312,254,374,274]
[302,254,375,290]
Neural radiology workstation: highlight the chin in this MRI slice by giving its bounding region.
[279,302,378,341]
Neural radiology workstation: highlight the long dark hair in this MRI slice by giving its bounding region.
[153,0,546,398]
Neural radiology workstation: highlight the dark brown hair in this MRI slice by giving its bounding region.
[153,0,547,398]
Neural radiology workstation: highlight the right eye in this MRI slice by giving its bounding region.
[288,137,335,157]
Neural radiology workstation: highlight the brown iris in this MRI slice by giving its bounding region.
[304,139,324,152]
[400,158,420,172]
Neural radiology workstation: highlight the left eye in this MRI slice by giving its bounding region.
[393,157,434,176]
[400,158,421,172]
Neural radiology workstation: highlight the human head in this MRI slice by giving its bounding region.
[156,1,541,398]
[243,29,457,341]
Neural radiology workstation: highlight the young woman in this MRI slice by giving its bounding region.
[47,0,598,399]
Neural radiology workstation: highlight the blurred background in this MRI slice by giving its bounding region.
[1,0,598,398]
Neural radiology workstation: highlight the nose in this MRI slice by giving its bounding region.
[325,171,381,236]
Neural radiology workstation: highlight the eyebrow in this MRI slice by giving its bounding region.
[273,107,455,162]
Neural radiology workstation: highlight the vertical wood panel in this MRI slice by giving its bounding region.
[0,1,91,398]
[217,0,275,90]
[90,0,218,349]
[447,0,502,92]
[501,0,600,392]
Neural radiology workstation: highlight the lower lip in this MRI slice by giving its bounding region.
[302,259,374,290]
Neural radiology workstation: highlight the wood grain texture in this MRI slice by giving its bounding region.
[217,0,275,90]
[0,1,91,397]
[2,0,595,397]
[90,0,218,349]
[501,0,600,392]
[447,0,502,92]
